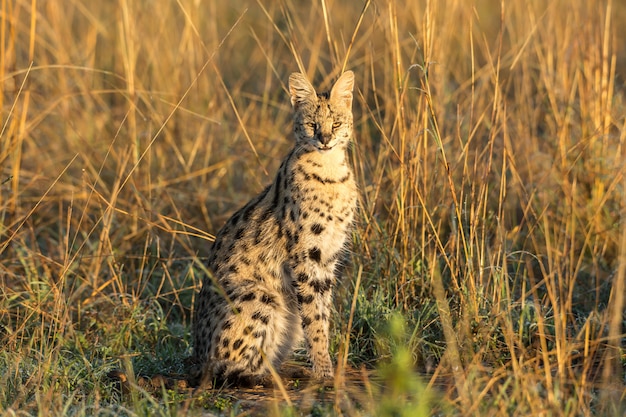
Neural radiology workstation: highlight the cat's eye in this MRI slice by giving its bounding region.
[332,121,342,129]
[307,122,316,130]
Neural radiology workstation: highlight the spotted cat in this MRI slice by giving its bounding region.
[192,71,357,386]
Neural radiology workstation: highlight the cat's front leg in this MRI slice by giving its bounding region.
[292,262,336,380]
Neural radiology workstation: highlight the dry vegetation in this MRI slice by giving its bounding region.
[1,0,625,415]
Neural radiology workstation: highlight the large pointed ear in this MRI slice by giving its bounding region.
[289,72,316,108]
[330,70,354,108]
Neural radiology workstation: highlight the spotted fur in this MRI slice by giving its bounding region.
[192,71,357,387]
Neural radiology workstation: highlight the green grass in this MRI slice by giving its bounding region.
[1,0,625,415]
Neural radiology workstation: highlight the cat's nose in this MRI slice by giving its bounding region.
[316,131,332,145]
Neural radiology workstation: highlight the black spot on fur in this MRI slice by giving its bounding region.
[302,316,312,327]
[262,207,274,222]
[309,247,322,263]
[271,178,281,210]
[253,329,266,339]
[255,356,264,369]
[234,228,245,240]
[261,294,276,306]
[311,223,325,234]
[233,339,243,350]
[230,211,241,225]
[297,294,314,304]
[254,229,263,245]
[297,272,308,283]
[240,292,256,302]
[252,311,270,324]
[310,278,333,294]
[243,204,255,222]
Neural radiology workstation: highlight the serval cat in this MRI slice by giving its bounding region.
[192,70,357,387]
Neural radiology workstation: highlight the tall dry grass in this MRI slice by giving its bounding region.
[1,0,624,415]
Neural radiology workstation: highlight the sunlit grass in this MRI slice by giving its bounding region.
[1,0,624,415]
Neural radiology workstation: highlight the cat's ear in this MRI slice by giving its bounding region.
[330,71,354,108]
[289,73,316,108]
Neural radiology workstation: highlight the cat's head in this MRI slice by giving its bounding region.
[289,71,354,152]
